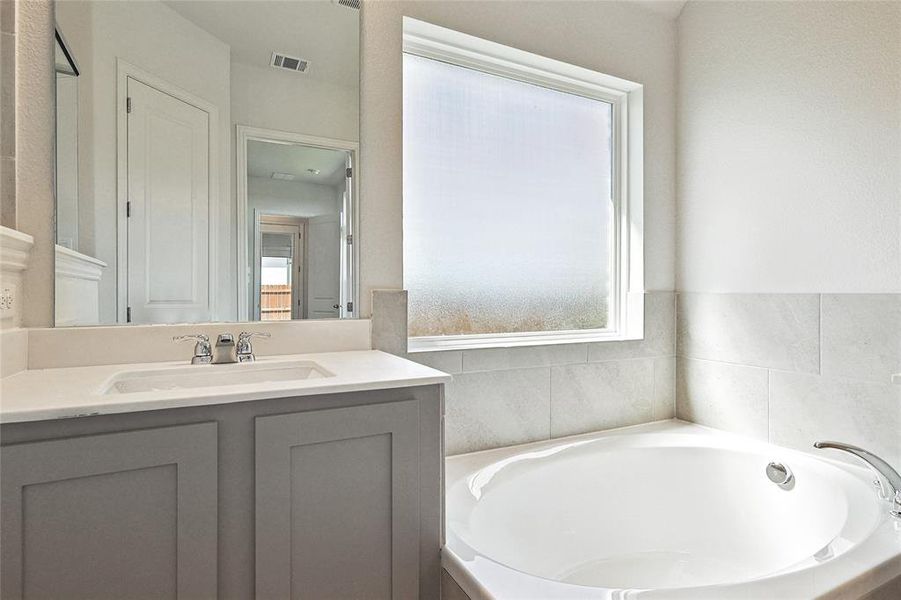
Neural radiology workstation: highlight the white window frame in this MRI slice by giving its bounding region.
[403,18,644,352]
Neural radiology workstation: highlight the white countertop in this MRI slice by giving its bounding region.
[0,350,451,424]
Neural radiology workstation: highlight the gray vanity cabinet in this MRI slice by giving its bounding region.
[0,422,219,600]
[255,400,421,599]
[0,385,443,599]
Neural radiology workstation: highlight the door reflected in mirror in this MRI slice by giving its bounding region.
[53,0,359,326]
[242,136,355,323]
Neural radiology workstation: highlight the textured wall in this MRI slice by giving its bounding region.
[14,0,55,327]
[677,1,901,293]
[1,0,15,228]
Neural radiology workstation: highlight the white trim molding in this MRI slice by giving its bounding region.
[235,125,360,321]
[55,245,106,282]
[0,226,35,274]
[402,18,645,352]
[54,246,106,327]
[0,226,35,327]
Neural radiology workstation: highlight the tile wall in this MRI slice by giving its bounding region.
[677,293,901,466]
[372,291,677,455]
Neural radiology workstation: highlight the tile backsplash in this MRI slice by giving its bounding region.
[375,290,899,460]
[677,293,901,466]
[406,292,677,455]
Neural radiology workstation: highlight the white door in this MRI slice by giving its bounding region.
[126,78,211,324]
[306,214,340,319]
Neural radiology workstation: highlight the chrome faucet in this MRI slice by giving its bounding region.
[212,333,237,364]
[173,334,212,364]
[236,331,270,363]
[175,331,270,365]
[814,441,901,518]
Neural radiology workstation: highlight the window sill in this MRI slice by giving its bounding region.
[407,330,642,353]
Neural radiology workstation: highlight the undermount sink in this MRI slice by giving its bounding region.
[101,360,334,395]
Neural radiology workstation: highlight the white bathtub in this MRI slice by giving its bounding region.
[444,421,901,599]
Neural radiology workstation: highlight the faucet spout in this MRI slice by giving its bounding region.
[814,441,901,518]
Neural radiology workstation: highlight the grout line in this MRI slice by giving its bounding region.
[677,354,818,376]
[818,293,823,376]
[766,368,771,443]
[547,366,553,440]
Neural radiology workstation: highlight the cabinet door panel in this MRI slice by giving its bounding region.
[255,400,420,600]
[0,422,218,600]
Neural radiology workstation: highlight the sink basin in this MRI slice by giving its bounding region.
[101,360,333,395]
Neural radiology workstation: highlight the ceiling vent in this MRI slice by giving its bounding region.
[333,0,361,9]
[270,52,309,74]
[271,172,296,181]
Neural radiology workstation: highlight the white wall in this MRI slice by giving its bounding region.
[677,0,901,293]
[54,74,79,250]
[230,61,359,142]
[359,0,677,316]
[55,0,233,323]
[247,177,341,222]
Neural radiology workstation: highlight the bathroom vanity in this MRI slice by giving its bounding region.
[0,351,449,599]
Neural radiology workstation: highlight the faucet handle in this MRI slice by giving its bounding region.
[239,331,270,343]
[237,331,270,362]
[173,334,212,364]
[173,333,210,345]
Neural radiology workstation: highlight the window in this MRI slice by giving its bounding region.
[403,18,643,351]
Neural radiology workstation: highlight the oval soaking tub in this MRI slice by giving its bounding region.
[444,421,901,599]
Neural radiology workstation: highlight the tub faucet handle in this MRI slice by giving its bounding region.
[814,441,901,518]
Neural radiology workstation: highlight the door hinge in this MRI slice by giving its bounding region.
[126,97,132,113]
[346,234,353,245]
[126,201,131,217]
[345,167,352,178]
[126,306,132,323]
[346,301,353,313]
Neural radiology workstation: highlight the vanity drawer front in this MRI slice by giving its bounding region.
[255,399,420,600]
[0,422,218,600]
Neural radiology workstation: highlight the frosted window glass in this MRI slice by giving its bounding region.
[403,54,613,337]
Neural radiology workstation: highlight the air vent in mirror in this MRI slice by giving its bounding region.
[333,0,361,9]
[270,52,309,73]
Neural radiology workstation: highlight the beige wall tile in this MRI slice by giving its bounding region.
[550,359,654,438]
[677,293,819,373]
[444,367,550,455]
[676,357,768,439]
[463,343,587,373]
[652,356,676,420]
[407,350,462,375]
[821,294,901,384]
[769,370,901,466]
[370,289,408,356]
[588,292,675,361]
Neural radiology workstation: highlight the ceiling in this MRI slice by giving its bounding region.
[632,0,688,20]
[164,0,359,88]
[247,140,348,185]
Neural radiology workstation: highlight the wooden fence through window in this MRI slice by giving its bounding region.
[261,284,292,320]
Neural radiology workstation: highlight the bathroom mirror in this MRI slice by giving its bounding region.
[53,0,360,326]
